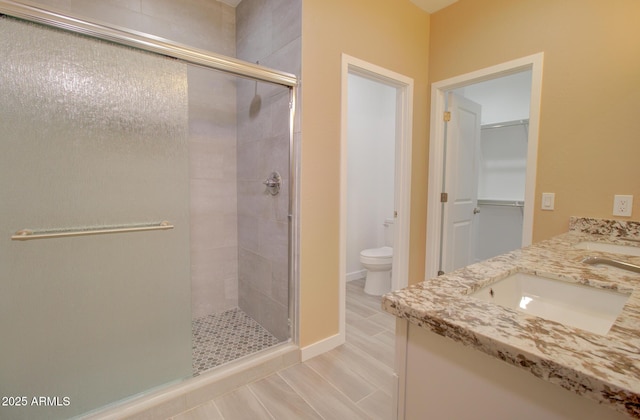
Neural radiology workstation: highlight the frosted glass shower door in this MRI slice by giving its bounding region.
[0,18,191,420]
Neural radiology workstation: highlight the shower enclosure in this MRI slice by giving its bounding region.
[0,2,297,419]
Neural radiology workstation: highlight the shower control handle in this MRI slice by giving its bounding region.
[263,172,282,196]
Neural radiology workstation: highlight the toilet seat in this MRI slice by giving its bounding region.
[360,246,393,265]
[360,246,393,258]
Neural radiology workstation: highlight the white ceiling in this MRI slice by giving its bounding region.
[409,0,458,13]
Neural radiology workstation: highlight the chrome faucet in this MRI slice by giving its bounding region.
[582,256,640,274]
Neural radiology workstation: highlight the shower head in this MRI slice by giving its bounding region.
[249,61,261,118]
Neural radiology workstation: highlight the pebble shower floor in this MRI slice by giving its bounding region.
[191,307,281,376]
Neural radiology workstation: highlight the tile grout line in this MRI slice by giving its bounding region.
[303,358,373,417]
[245,384,277,420]
[274,370,327,420]
[307,348,386,401]
[212,401,224,420]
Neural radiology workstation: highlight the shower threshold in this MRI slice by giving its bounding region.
[192,308,282,376]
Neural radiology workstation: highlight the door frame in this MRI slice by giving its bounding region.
[425,53,544,279]
[340,54,413,342]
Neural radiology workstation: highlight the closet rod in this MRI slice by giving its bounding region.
[481,119,529,130]
[477,199,524,208]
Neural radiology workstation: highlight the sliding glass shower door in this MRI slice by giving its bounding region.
[0,17,191,420]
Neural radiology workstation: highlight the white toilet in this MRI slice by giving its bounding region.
[360,219,394,296]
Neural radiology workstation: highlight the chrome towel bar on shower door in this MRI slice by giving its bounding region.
[11,221,173,241]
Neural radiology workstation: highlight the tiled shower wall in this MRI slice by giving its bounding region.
[236,0,302,341]
[189,67,239,318]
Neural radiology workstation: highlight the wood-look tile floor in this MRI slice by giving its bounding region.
[171,278,395,420]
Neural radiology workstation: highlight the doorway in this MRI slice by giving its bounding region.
[426,53,544,278]
[339,54,413,344]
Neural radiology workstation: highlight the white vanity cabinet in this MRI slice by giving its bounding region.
[393,320,629,420]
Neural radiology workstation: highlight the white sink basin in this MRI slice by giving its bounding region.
[470,272,630,335]
[573,241,640,257]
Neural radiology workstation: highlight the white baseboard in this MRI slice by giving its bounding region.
[346,269,366,282]
[300,332,345,361]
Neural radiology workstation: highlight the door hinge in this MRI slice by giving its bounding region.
[394,210,398,218]
[440,192,448,203]
[443,111,451,122]
[437,270,445,276]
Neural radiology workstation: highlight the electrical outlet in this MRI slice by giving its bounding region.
[613,195,633,217]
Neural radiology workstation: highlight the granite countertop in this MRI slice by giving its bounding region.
[382,217,640,418]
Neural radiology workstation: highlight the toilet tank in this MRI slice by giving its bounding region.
[383,218,395,247]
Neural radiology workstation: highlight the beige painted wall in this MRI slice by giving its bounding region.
[300,0,430,347]
[430,0,640,242]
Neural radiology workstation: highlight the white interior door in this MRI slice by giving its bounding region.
[441,93,481,273]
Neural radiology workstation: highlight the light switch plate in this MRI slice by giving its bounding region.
[541,193,555,210]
